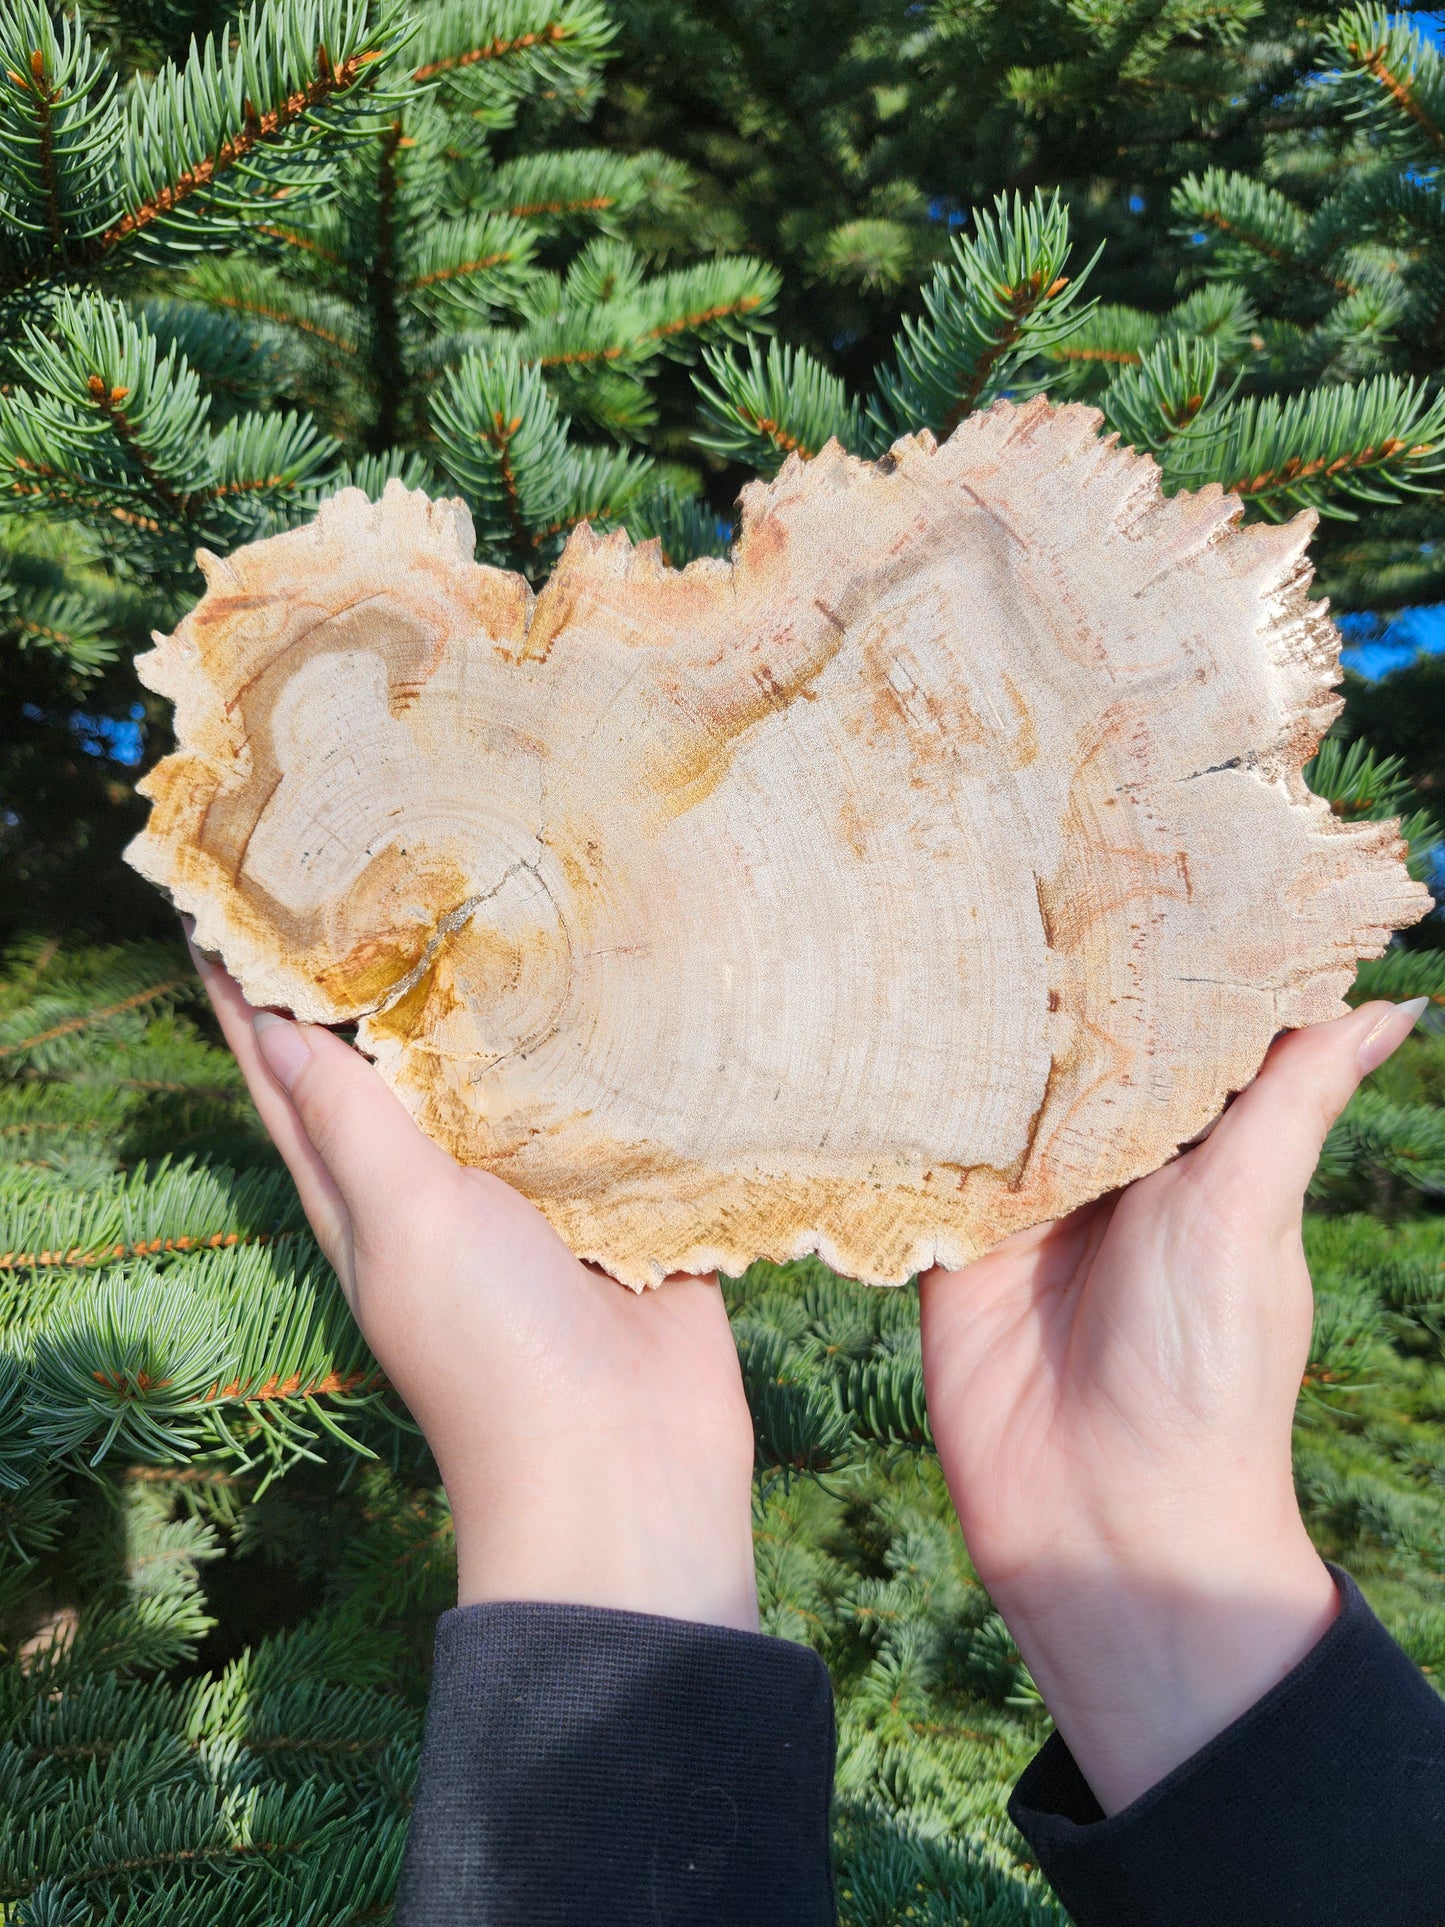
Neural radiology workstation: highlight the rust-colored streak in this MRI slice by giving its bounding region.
[406,249,516,289]
[0,1230,285,1271]
[413,23,568,79]
[100,51,384,249]
[1352,36,1445,154]
[0,979,189,1056]
[206,1367,386,1403]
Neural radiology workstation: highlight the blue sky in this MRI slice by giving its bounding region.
[1339,605,1445,679]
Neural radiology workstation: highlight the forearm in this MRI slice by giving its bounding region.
[991,1518,1339,1813]
[443,1436,760,1632]
[1007,1562,1445,1927]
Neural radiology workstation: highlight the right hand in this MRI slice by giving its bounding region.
[918,997,1426,1812]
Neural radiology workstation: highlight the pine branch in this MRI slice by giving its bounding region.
[542,359,656,437]
[0,942,191,1070]
[816,217,915,292]
[736,1322,853,1478]
[0,1159,304,1273]
[399,207,537,325]
[479,147,683,231]
[842,1342,932,1451]
[1351,949,1445,1006]
[866,191,1098,448]
[635,256,780,349]
[1165,284,1258,360]
[430,348,615,562]
[0,292,339,550]
[548,440,653,536]
[1325,1089,1445,1193]
[1324,4,1445,165]
[695,339,862,474]
[1042,286,1255,402]
[0,0,122,276]
[1157,371,1445,518]
[2,1782,350,1898]
[135,297,292,414]
[1306,736,1419,824]
[434,358,550,551]
[183,256,362,360]
[1039,302,1159,394]
[0,0,409,298]
[624,481,729,567]
[0,291,211,523]
[11,1242,389,1478]
[409,0,614,123]
[0,1354,36,1491]
[0,545,124,673]
[508,247,778,383]
[328,444,438,498]
[1173,167,1359,300]
[1100,334,1230,456]
[555,234,642,309]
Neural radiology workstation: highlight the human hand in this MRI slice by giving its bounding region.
[919,997,1428,1813]
[188,937,759,1632]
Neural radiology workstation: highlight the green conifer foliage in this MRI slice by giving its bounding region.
[610,2,1445,606]
[0,0,776,930]
[1,3,1443,1921]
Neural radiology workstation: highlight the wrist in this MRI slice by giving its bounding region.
[445,1442,760,1634]
[989,1521,1339,1814]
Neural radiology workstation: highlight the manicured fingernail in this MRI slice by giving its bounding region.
[253,1010,310,1092]
[1357,997,1429,1075]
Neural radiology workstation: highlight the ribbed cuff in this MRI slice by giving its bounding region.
[395,1600,837,1926]
[1008,1564,1445,1927]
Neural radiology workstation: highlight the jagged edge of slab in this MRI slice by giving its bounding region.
[125,399,1431,1284]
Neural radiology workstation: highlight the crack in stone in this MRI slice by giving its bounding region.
[1182,755,1250,781]
[359,857,541,1020]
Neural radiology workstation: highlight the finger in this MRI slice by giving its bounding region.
[187,932,351,1269]
[1196,997,1428,1207]
[247,1008,460,1261]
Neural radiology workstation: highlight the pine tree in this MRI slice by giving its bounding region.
[610,4,1445,604]
[0,0,776,929]
[2,3,1443,1922]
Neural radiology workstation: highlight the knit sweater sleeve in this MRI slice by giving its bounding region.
[393,1601,838,1926]
[1008,1564,1445,1927]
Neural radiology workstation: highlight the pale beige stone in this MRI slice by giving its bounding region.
[126,399,1430,1286]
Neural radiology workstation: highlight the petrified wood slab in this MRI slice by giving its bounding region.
[126,399,1430,1286]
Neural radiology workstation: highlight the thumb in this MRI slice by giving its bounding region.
[1197,996,1428,1208]
[250,1014,458,1256]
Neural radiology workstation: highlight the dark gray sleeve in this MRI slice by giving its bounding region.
[1008,1564,1445,1926]
[394,1600,837,1926]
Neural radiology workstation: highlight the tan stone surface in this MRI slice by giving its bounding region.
[126,399,1431,1286]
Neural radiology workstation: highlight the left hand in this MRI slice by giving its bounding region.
[189,934,759,1632]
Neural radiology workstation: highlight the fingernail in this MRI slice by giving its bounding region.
[253,1010,310,1092]
[1357,997,1429,1075]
